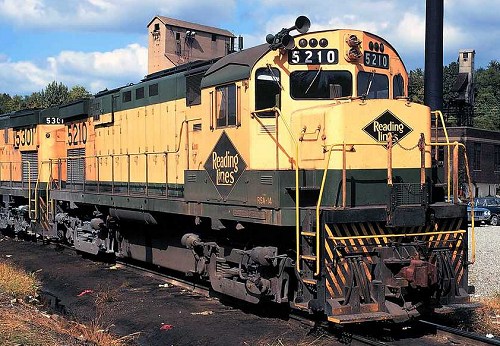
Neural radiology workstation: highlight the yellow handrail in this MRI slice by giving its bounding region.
[431,111,451,203]
[316,142,382,276]
[317,136,474,273]
[327,229,466,241]
[426,140,475,264]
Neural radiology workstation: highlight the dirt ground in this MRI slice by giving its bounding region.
[2,235,494,346]
[0,236,331,346]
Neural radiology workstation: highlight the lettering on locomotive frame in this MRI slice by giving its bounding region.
[363,110,412,146]
[204,132,247,199]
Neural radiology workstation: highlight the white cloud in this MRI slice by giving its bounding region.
[1,0,499,96]
[0,43,147,95]
[0,0,236,32]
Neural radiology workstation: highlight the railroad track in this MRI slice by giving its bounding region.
[5,235,500,346]
[103,258,500,346]
[419,319,500,346]
[116,258,390,345]
[115,259,210,297]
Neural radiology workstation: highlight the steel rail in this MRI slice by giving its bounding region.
[419,319,500,345]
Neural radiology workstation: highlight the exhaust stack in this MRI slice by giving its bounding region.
[424,0,444,111]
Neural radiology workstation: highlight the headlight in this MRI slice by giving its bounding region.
[485,210,491,216]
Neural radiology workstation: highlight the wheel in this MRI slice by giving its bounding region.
[491,215,499,226]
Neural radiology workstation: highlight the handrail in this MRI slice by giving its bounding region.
[316,141,384,276]
[431,111,451,203]
[251,107,301,273]
[426,140,475,264]
[45,118,193,163]
[430,112,474,263]
[34,160,53,220]
[327,228,466,241]
[317,137,474,274]
[44,119,192,195]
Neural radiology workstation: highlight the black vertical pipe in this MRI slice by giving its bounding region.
[424,0,444,111]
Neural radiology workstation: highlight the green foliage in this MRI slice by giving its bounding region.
[443,61,459,104]
[474,60,500,131]
[408,68,424,103]
[0,81,91,114]
[41,81,69,108]
[409,60,500,131]
[68,85,92,102]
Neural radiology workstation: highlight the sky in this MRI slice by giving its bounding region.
[0,0,498,96]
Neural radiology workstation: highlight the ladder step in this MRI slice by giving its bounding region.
[302,278,317,285]
[300,255,317,261]
[301,231,316,237]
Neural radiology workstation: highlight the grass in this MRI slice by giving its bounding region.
[472,293,500,335]
[0,261,39,298]
[0,260,136,346]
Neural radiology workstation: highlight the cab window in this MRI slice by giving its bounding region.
[357,72,388,99]
[393,74,405,98]
[255,67,281,117]
[290,70,352,99]
[215,84,237,127]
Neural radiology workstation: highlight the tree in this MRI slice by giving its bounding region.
[24,92,44,109]
[40,81,70,108]
[0,93,13,113]
[0,82,92,114]
[409,60,500,131]
[473,60,500,131]
[443,61,459,105]
[7,95,24,112]
[68,85,92,102]
[408,68,424,103]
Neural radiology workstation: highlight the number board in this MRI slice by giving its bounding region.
[67,121,88,146]
[44,117,64,125]
[14,127,36,149]
[363,51,389,69]
[289,49,339,65]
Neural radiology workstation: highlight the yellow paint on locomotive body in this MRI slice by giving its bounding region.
[243,29,428,172]
[52,28,430,188]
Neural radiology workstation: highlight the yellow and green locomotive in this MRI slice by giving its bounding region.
[0,16,472,323]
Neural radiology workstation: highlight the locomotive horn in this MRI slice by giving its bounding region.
[266,15,311,50]
[291,15,310,34]
[280,34,295,50]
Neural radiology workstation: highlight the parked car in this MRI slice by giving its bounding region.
[467,204,491,224]
[474,197,500,226]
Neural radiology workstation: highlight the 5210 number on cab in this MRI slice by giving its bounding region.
[67,122,88,146]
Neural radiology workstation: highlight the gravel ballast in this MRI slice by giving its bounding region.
[468,224,500,298]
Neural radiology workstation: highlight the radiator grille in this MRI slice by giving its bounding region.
[260,175,274,185]
[21,151,38,183]
[67,148,86,184]
[259,124,276,134]
[393,183,425,205]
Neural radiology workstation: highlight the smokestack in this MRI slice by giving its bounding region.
[424,0,444,111]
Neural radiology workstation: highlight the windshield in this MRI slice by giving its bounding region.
[357,71,388,99]
[290,70,352,99]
